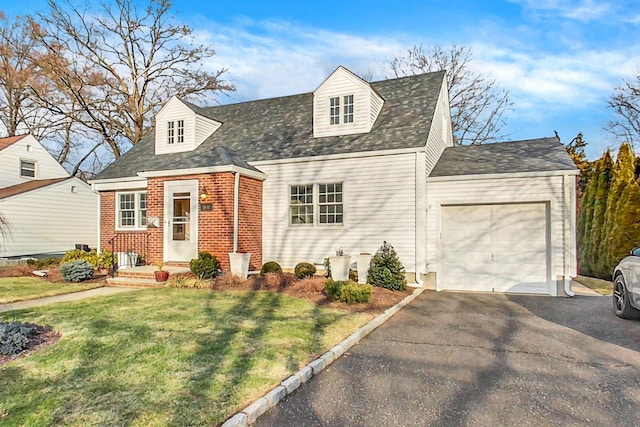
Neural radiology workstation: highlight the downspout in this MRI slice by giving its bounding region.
[93,183,101,254]
[233,171,240,253]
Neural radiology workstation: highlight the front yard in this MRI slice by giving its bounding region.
[0,288,373,426]
[0,277,103,304]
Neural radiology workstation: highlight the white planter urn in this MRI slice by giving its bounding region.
[355,254,373,284]
[329,255,351,281]
[228,252,251,280]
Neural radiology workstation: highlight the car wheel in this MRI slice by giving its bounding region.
[613,275,640,319]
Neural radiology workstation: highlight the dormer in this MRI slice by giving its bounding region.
[154,96,222,155]
[313,66,384,138]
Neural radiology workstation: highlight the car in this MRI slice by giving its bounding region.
[612,247,640,319]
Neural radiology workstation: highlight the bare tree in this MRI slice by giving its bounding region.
[608,74,640,148]
[28,0,234,167]
[387,44,512,145]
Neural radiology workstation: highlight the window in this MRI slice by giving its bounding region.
[167,121,175,144]
[177,120,184,143]
[329,97,340,125]
[117,191,147,229]
[290,185,313,224]
[20,160,36,178]
[290,183,343,225]
[319,183,343,224]
[343,95,354,124]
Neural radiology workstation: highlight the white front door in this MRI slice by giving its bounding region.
[440,203,550,294]
[164,180,199,262]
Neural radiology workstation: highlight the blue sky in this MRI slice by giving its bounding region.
[4,0,640,158]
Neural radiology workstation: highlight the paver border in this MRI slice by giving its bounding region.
[221,286,425,427]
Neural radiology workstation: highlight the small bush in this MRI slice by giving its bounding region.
[349,269,357,282]
[26,257,61,269]
[260,261,282,275]
[1,321,52,356]
[189,252,221,279]
[324,279,372,304]
[294,262,316,279]
[367,241,407,291]
[59,259,94,282]
[166,273,210,289]
[97,250,116,270]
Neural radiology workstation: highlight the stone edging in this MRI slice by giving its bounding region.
[221,286,426,427]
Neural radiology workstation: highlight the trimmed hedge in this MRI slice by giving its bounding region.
[294,262,316,279]
[260,261,282,275]
[324,279,372,304]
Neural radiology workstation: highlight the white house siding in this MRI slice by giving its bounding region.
[426,174,575,294]
[313,68,378,137]
[424,80,453,174]
[0,135,68,188]
[259,152,418,272]
[0,178,97,257]
[195,114,221,145]
[370,91,384,125]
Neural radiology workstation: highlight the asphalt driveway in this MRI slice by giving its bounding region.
[256,291,640,426]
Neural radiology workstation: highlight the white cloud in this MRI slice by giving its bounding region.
[507,0,614,22]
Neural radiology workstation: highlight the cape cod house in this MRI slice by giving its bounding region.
[90,66,578,296]
[0,134,97,258]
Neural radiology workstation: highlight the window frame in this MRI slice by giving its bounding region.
[329,96,340,125]
[177,119,185,143]
[167,121,175,144]
[115,190,148,231]
[19,159,36,178]
[289,182,344,227]
[343,95,354,124]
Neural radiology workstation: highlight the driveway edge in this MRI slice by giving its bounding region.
[221,286,426,427]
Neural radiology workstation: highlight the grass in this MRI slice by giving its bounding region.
[0,288,372,426]
[573,275,613,295]
[0,277,103,304]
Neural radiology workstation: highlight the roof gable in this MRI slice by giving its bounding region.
[0,135,28,152]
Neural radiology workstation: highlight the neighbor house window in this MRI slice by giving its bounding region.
[343,95,354,124]
[329,97,340,125]
[177,120,184,143]
[20,160,36,178]
[290,183,343,225]
[167,121,175,144]
[117,191,147,229]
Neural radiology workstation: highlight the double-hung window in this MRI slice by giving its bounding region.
[343,95,354,124]
[329,95,354,126]
[177,120,184,143]
[290,183,343,225]
[117,191,147,229]
[20,160,36,178]
[329,97,340,125]
[167,121,175,144]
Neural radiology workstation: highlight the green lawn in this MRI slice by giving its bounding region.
[0,277,103,304]
[0,288,372,426]
[573,275,613,295]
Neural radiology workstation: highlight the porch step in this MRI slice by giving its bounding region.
[115,265,191,279]
[106,277,165,288]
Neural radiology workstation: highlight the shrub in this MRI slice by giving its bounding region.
[260,261,282,275]
[97,250,116,270]
[367,241,407,291]
[0,321,52,356]
[59,259,95,282]
[324,279,372,304]
[294,262,316,279]
[190,252,221,279]
[166,273,210,289]
[349,268,357,282]
[26,257,61,269]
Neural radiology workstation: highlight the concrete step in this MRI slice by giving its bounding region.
[106,277,165,288]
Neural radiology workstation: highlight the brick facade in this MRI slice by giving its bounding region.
[99,172,263,271]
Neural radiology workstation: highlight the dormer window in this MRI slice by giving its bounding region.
[330,97,340,125]
[343,95,354,123]
[329,95,354,126]
[167,120,184,144]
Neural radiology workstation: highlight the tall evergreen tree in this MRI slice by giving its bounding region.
[583,151,613,277]
[608,179,640,270]
[600,143,636,276]
[577,165,597,275]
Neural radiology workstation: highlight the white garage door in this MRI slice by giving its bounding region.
[441,203,549,294]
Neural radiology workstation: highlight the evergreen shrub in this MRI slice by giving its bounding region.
[189,252,221,279]
[367,241,407,290]
[59,260,95,282]
[294,262,316,279]
[324,279,372,304]
[0,321,52,356]
[260,261,282,275]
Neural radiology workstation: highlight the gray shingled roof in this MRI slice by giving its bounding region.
[94,71,445,180]
[429,137,578,177]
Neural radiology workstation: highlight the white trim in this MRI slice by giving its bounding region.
[563,174,576,297]
[250,146,426,167]
[427,169,579,182]
[92,180,148,192]
[137,165,267,181]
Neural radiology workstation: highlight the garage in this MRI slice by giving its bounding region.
[440,203,550,294]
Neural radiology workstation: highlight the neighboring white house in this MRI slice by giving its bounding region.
[0,134,98,258]
[90,66,578,296]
